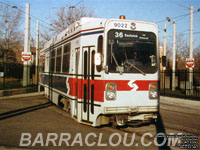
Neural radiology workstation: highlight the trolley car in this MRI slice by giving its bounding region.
[39,16,159,127]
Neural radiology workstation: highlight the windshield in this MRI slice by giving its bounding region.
[107,30,157,74]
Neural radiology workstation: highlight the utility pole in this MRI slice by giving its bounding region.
[172,21,176,91]
[162,23,167,90]
[35,21,39,87]
[23,3,31,87]
[189,5,193,91]
[163,23,167,71]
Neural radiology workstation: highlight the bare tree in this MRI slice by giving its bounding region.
[0,4,23,76]
[166,33,189,70]
[0,5,23,48]
[50,6,93,33]
[176,33,189,59]
[194,46,200,71]
[40,5,94,44]
[40,28,51,44]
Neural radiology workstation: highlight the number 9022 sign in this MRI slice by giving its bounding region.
[113,22,136,30]
[114,23,128,28]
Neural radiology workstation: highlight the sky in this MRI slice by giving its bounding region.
[1,0,200,48]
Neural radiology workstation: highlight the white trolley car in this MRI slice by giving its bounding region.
[39,16,159,127]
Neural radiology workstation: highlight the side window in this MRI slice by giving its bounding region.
[39,55,45,72]
[91,50,95,80]
[50,50,55,72]
[63,43,71,73]
[56,47,62,72]
[97,35,103,72]
[84,51,87,79]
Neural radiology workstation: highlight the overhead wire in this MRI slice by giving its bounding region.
[74,0,84,6]
[160,30,200,39]
[156,10,199,24]
[52,0,75,9]
[0,0,55,44]
[172,1,190,10]
[0,0,54,29]
[158,8,200,40]
[1,0,200,41]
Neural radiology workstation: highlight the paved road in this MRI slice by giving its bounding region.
[160,101,200,135]
[0,94,199,149]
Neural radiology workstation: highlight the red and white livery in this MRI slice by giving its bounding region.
[39,16,159,127]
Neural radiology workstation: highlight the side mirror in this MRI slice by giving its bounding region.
[95,53,101,65]
[150,55,156,66]
[162,56,166,67]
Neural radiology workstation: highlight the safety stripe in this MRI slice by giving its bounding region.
[43,27,104,52]
[40,74,158,103]
[68,78,158,102]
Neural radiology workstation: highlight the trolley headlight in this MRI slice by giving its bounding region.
[106,83,117,100]
[149,83,158,99]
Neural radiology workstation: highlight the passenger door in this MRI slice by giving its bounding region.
[81,46,96,123]
[74,48,80,118]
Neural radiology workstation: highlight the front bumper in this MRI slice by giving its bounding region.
[104,106,158,114]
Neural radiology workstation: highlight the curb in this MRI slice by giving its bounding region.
[0,91,44,100]
[0,87,38,97]
[160,96,200,108]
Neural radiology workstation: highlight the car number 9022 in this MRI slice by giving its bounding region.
[114,23,128,28]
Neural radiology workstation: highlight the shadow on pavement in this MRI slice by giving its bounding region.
[155,112,171,150]
[0,102,53,120]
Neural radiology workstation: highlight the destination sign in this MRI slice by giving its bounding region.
[108,30,155,41]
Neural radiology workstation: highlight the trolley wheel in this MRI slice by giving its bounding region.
[60,98,71,114]
[112,121,120,129]
[111,116,125,129]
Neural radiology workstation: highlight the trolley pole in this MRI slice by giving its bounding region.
[172,21,176,91]
[23,3,31,87]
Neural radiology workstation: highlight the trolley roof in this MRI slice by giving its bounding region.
[41,17,157,53]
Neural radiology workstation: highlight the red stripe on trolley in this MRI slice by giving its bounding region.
[68,78,158,103]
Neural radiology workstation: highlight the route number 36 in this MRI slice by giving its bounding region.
[115,32,123,38]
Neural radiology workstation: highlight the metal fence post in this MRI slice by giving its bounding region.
[178,70,180,90]
[185,70,187,99]
[163,70,166,95]
[170,70,172,90]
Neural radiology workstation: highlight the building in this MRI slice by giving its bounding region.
[8,46,36,64]
[159,46,164,71]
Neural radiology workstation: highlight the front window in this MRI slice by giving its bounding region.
[107,30,157,74]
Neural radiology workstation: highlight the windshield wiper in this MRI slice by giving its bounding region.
[110,41,123,74]
[124,60,146,76]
